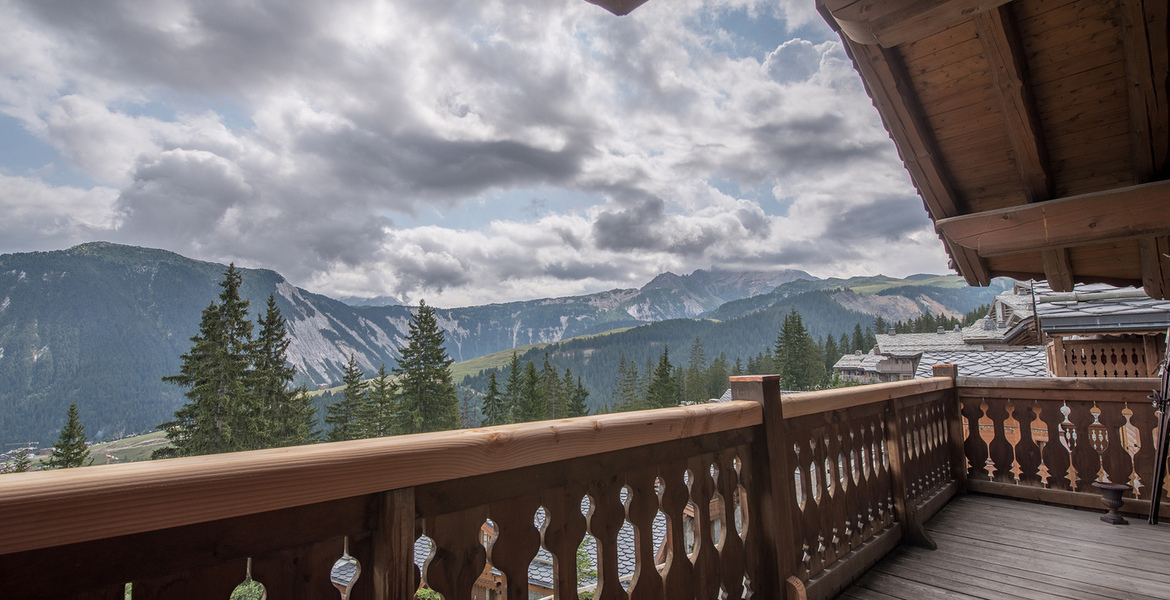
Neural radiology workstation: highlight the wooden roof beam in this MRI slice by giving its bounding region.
[820,0,1011,47]
[974,5,1050,203]
[1139,236,1170,298]
[1041,248,1074,293]
[823,8,991,286]
[1121,0,1169,183]
[935,179,1170,256]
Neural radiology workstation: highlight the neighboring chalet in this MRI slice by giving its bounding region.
[836,280,1170,381]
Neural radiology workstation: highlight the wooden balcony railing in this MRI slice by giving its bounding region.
[3,368,1165,600]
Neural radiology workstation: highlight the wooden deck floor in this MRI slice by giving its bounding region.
[839,494,1170,600]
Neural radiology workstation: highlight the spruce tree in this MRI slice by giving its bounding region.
[775,309,825,391]
[539,354,566,419]
[394,300,459,434]
[252,294,315,448]
[481,371,508,426]
[504,353,523,423]
[517,360,543,422]
[156,265,254,459]
[568,376,590,417]
[6,447,32,473]
[326,354,367,442]
[646,347,679,409]
[360,364,398,437]
[684,338,707,403]
[48,402,91,468]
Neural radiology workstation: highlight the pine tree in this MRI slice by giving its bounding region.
[481,371,508,426]
[706,352,730,400]
[775,309,825,391]
[504,353,523,423]
[156,264,254,459]
[851,324,866,353]
[6,447,33,473]
[613,354,641,411]
[823,334,840,376]
[567,374,589,417]
[252,294,315,448]
[646,347,679,409]
[394,300,459,434]
[360,365,398,437]
[839,333,851,357]
[539,354,567,419]
[327,354,367,442]
[684,338,707,403]
[48,402,91,468]
[517,360,543,422]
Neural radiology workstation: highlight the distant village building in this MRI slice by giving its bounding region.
[833,281,1170,381]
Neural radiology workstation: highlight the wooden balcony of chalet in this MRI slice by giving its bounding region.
[5,367,1170,599]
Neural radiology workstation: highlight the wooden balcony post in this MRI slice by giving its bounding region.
[731,375,797,599]
[885,398,936,550]
[933,364,967,495]
[373,488,416,600]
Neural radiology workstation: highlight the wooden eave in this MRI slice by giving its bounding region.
[819,0,1170,298]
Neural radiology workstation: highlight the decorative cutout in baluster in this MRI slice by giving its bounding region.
[488,492,542,600]
[1120,405,1144,496]
[329,537,360,600]
[1059,404,1081,490]
[540,486,588,600]
[1032,403,1051,486]
[231,558,267,600]
[978,401,997,480]
[1089,405,1110,482]
[1004,401,1023,483]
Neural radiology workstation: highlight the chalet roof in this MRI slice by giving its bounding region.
[833,352,885,372]
[875,330,975,355]
[816,0,1170,299]
[915,347,1050,378]
[1033,281,1170,333]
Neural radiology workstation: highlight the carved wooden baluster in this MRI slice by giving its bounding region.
[794,438,820,577]
[1130,402,1159,498]
[688,455,720,600]
[875,421,895,529]
[1068,402,1100,491]
[658,460,695,598]
[1011,401,1042,486]
[1002,401,1023,484]
[960,396,987,481]
[1099,402,1132,487]
[857,419,879,539]
[586,475,629,600]
[733,444,765,599]
[132,559,247,600]
[624,467,665,600]
[984,399,1013,484]
[811,431,835,572]
[424,506,488,600]
[1119,406,1143,494]
[541,485,588,600]
[713,450,746,600]
[839,425,864,551]
[823,426,850,561]
[488,493,542,600]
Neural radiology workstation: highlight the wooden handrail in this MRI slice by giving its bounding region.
[958,376,1158,401]
[0,401,762,557]
[730,375,954,418]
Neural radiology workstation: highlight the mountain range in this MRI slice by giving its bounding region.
[0,242,1001,445]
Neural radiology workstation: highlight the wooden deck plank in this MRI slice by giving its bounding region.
[838,493,1170,599]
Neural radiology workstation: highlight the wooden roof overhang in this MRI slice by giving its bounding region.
[815,0,1169,297]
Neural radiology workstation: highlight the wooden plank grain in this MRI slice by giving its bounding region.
[0,401,761,557]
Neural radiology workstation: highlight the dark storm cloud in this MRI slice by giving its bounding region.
[546,260,627,281]
[300,129,589,205]
[16,0,354,95]
[591,196,666,251]
[824,196,931,243]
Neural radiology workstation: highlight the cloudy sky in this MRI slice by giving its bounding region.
[0,0,951,307]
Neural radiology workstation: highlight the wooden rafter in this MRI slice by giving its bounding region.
[827,17,990,285]
[1139,236,1170,298]
[1121,0,1170,183]
[821,0,1012,48]
[974,5,1050,203]
[935,179,1170,256]
[1041,248,1074,293]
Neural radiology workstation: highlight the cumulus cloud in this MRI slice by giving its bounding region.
[0,0,949,306]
